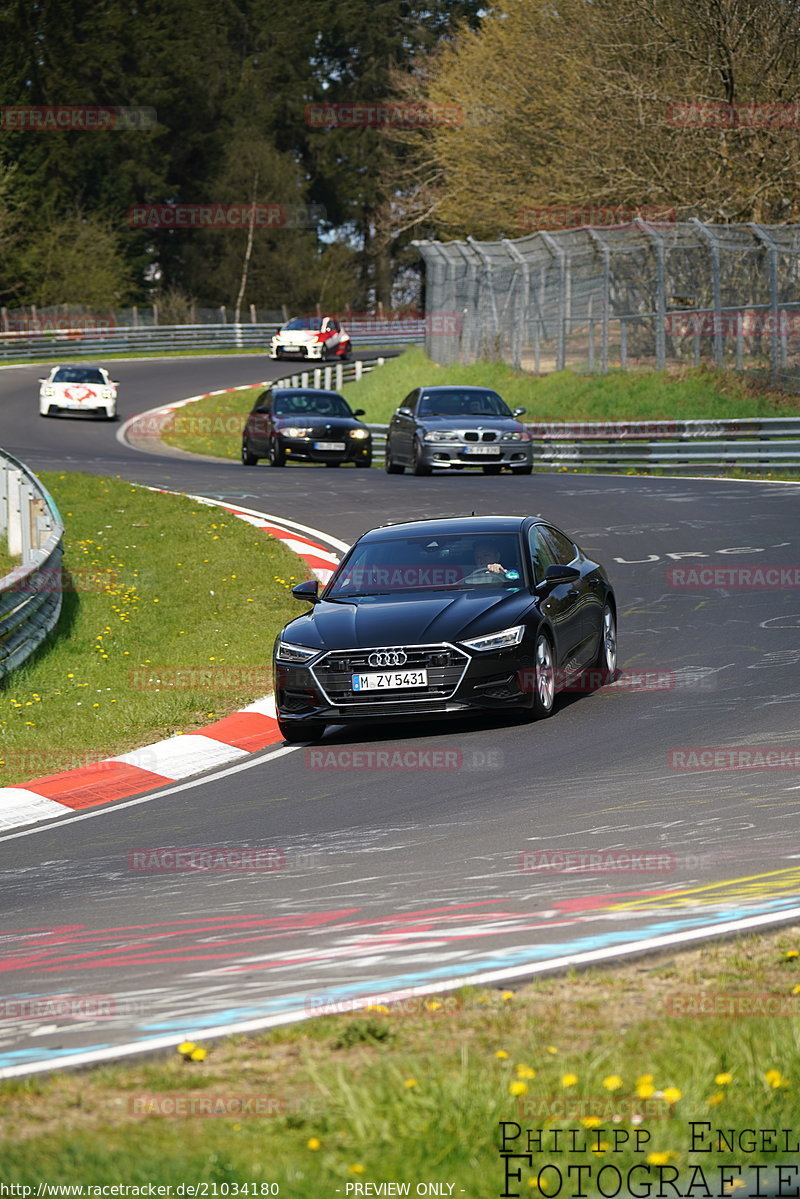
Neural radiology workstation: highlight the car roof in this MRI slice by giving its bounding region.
[270,388,347,399]
[415,385,502,394]
[360,515,534,541]
[52,363,107,371]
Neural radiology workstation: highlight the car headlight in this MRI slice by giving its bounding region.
[276,640,318,664]
[282,426,313,438]
[423,430,460,442]
[349,428,369,439]
[42,386,55,397]
[501,431,531,442]
[461,625,525,652]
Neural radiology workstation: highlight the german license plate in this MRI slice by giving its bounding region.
[315,441,346,451]
[283,345,301,352]
[464,445,500,455]
[352,670,428,691]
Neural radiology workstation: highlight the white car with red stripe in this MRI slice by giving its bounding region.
[39,364,118,419]
[269,316,352,361]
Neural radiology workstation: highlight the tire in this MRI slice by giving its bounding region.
[412,439,432,477]
[385,439,404,474]
[512,464,533,475]
[593,602,617,682]
[269,437,286,467]
[482,464,502,475]
[530,631,556,719]
[241,438,259,466]
[278,719,326,743]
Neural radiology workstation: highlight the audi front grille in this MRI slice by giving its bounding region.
[310,643,470,706]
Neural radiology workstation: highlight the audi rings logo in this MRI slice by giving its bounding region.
[368,649,408,668]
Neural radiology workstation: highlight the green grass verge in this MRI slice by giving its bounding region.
[0,473,306,785]
[157,349,800,477]
[2,930,800,1184]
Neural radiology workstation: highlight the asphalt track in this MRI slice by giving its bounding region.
[0,353,799,1075]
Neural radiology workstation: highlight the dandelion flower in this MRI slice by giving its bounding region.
[602,1075,623,1092]
[561,1074,578,1088]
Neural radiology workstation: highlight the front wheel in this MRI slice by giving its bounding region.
[241,438,258,466]
[269,438,286,467]
[412,439,432,477]
[278,719,326,743]
[594,602,617,680]
[531,632,556,719]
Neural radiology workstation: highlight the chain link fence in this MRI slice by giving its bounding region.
[414,221,800,388]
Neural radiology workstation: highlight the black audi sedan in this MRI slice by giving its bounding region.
[385,385,533,475]
[273,515,616,742]
[241,387,372,467]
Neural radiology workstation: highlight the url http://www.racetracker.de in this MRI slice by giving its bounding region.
[0,1186,281,1197]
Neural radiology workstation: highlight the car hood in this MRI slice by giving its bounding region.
[274,416,363,430]
[283,589,536,652]
[417,415,524,433]
[275,330,322,342]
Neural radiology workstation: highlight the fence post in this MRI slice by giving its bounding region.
[587,229,611,374]
[539,232,567,371]
[635,219,666,370]
[335,363,343,389]
[748,224,780,382]
[691,219,723,366]
[7,470,22,559]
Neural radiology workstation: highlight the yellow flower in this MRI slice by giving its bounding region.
[765,1069,788,1089]
[404,1079,418,1089]
[580,1117,602,1128]
[785,950,799,960]
[647,1152,677,1165]
[602,1075,623,1092]
[477,996,489,1004]
[714,1073,732,1086]
[515,1065,536,1079]
[545,1046,558,1055]
[425,1000,442,1011]
[190,1048,207,1061]
[177,1041,195,1055]
[501,990,515,1001]
[707,1092,725,1107]
[495,1050,509,1059]
[349,1165,365,1174]
[662,1087,682,1105]
[306,1138,320,1150]
[792,985,800,995]
[561,1074,578,1088]
[636,1076,655,1099]
[592,1142,610,1155]
[509,1081,528,1096]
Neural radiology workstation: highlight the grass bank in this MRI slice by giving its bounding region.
[0,473,305,786]
[1,929,799,1186]
[156,349,800,468]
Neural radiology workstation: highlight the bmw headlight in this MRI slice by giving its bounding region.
[461,625,525,652]
[423,430,460,442]
[276,640,318,664]
[283,426,313,438]
[349,428,369,439]
[501,431,531,442]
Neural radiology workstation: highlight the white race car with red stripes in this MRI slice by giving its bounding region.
[269,316,352,361]
[39,364,118,419]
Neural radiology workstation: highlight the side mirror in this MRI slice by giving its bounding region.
[536,564,580,592]
[291,579,319,603]
[38,378,46,383]
[111,379,121,385]
[512,406,526,417]
[353,408,365,417]
[254,405,270,414]
[397,407,413,417]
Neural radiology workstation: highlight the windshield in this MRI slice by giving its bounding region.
[283,317,320,332]
[417,390,512,418]
[273,392,353,418]
[53,368,106,384]
[326,533,525,597]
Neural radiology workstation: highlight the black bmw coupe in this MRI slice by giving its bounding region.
[274,515,617,742]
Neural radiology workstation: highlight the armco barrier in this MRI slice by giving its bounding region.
[0,452,64,677]
[363,415,800,469]
[0,320,424,362]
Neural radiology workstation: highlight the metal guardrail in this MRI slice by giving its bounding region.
[363,416,800,470]
[0,320,424,362]
[0,453,65,678]
[272,356,386,393]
